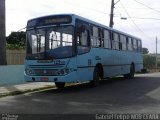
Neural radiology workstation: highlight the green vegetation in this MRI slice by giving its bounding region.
[6,43,25,50]
[142,48,149,54]
[143,55,156,69]
[6,31,26,50]
[158,59,160,67]
[143,54,160,70]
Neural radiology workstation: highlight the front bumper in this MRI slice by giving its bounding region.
[24,71,78,83]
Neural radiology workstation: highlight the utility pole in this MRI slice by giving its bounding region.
[0,0,7,65]
[109,0,120,28]
[109,0,114,28]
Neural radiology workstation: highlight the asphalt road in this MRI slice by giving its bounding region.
[0,73,160,119]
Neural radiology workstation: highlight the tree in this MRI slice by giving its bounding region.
[6,31,26,49]
[142,48,149,54]
[0,0,7,65]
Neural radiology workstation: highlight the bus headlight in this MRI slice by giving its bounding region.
[57,68,74,76]
[25,68,34,75]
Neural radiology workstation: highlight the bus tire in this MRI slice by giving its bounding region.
[55,82,65,89]
[124,64,135,79]
[90,67,101,87]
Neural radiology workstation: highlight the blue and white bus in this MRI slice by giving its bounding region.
[24,14,143,89]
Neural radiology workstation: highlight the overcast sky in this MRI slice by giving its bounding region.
[6,0,160,53]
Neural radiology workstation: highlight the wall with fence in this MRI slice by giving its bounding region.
[7,50,25,65]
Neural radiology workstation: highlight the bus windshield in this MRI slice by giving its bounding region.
[26,26,74,60]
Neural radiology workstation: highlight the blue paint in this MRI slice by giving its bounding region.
[0,65,26,86]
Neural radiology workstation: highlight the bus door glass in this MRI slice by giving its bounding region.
[76,21,90,55]
[76,20,92,81]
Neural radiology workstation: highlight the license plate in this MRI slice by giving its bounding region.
[41,77,49,81]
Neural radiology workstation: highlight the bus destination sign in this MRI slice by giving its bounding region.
[44,17,71,25]
[27,15,72,28]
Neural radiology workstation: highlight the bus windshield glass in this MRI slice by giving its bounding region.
[26,26,74,60]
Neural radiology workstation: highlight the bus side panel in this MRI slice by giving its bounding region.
[76,52,94,82]
[132,53,143,72]
[92,48,119,78]
[92,48,143,78]
[104,50,120,77]
[76,48,143,82]
[120,51,143,74]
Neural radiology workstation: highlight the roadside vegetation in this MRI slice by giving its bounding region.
[6,31,26,50]
[142,48,160,73]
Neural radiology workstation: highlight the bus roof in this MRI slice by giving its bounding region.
[28,13,141,40]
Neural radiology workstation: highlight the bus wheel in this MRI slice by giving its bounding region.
[90,67,101,87]
[55,82,65,89]
[124,64,135,79]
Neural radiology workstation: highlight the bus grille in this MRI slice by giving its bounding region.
[34,69,58,76]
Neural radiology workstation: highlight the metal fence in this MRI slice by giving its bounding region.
[7,50,25,65]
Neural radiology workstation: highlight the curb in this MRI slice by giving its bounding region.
[0,85,55,98]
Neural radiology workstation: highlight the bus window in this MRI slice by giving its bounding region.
[62,33,72,46]
[30,30,45,54]
[101,29,104,47]
[98,28,101,47]
[137,40,142,52]
[104,30,111,49]
[120,35,127,50]
[133,39,138,52]
[80,26,88,46]
[77,24,90,55]
[91,26,99,47]
[127,37,133,51]
[98,28,104,47]
[49,31,60,49]
[90,26,93,36]
[77,24,90,46]
[113,33,119,50]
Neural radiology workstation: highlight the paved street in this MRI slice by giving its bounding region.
[0,73,160,119]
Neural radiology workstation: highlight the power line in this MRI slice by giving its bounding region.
[114,7,160,20]
[119,1,151,39]
[62,0,110,15]
[128,17,160,21]
[94,1,160,10]
[58,0,160,22]
[114,2,160,21]
[114,7,122,17]
[117,6,160,10]
[114,15,160,21]
[133,0,160,13]
[17,27,26,32]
